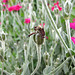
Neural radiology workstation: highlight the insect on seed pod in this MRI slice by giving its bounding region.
[28,25,45,45]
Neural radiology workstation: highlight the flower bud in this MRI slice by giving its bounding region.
[0,31,6,40]
[43,51,50,65]
[0,55,4,62]
[33,33,44,45]
[63,0,72,19]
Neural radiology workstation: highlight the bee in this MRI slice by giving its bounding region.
[28,25,45,39]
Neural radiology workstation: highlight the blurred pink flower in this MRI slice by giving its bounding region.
[70,22,75,30]
[47,3,49,6]
[2,0,8,3]
[51,7,55,11]
[3,5,6,7]
[43,23,45,28]
[24,18,30,24]
[57,5,62,11]
[40,23,45,28]
[51,1,62,11]
[3,4,8,11]
[8,5,22,12]
[0,22,1,25]
[71,37,75,44]
[73,19,75,22]
[3,4,8,8]
[46,36,48,39]
[54,1,59,6]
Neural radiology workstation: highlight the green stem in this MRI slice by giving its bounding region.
[46,57,71,75]
[55,14,59,25]
[65,19,72,49]
[24,46,27,62]
[42,0,75,66]
[1,62,4,75]
[1,3,3,29]
[0,68,10,75]
[42,0,68,50]
[31,45,41,75]
[31,53,34,71]
[51,43,57,67]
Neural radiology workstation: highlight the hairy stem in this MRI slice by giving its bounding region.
[55,15,59,25]
[0,68,10,75]
[1,62,4,75]
[65,19,72,49]
[42,0,75,66]
[42,0,68,49]
[46,57,71,75]
[31,45,41,75]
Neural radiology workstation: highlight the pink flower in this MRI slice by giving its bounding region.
[47,3,49,6]
[43,23,45,27]
[73,19,75,22]
[2,0,8,3]
[57,5,62,11]
[54,1,59,6]
[40,23,45,28]
[71,37,75,44]
[0,22,1,25]
[46,36,48,39]
[51,1,62,11]
[3,5,6,7]
[70,22,75,30]
[3,4,8,8]
[24,18,31,24]
[3,4,8,11]
[51,6,55,11]
[8,5,22,12]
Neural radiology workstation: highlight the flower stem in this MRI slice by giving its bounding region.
[42,0,75,66]
[51,43,57,67]
[0,68,10,75]
[65,19,72,49]
[31,45,41,75]
[1,3,3,29]
[46,57,71,75]
[42,0,68,50]
[55,14,59,25]
[1,62,4,75]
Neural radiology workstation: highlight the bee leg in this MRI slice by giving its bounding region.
[28,32,36,37]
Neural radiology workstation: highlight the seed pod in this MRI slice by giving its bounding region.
[63,0,72,19]
[33,33,44,45]
[0,55,4,62]
[43,51,50,65]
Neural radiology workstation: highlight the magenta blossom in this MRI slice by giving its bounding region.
[70,19,75,30]
[24,18,31,24]
[3,4,8,11]
[2,0,8,3]
[3,4,8,8]
[0,22,1,25]
[71,37,75,44]
[46,36,48,39]
[47,3,49,6]
[51,1,62,11]
[70,22,75,30]
[40,23,45,28]
[8,5,22,12]
[73,19,75,22]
